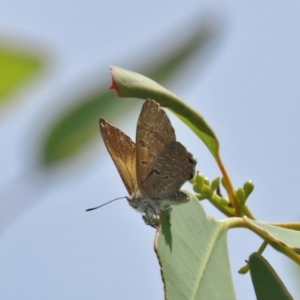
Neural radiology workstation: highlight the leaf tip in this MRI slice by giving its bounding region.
[109,66,120,96]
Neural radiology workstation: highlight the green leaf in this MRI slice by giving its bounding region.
[42,21,219,165]
[0,44,44,104]
[43,91,121,164]
[111,66,219,158]
[247,219,300,248]
[249,253,293,300]
[155,193,236,300]
[241,218,300,265]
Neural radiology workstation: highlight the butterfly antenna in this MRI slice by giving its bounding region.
[86,197,126,211]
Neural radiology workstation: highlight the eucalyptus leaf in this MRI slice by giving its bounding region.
[248,219,300,248]
[155,193,236,300]
[111,66,219,158]
[249,253,293,300]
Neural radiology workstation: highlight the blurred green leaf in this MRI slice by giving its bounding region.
[155,192,236,300]
[43,20,220,165]
[0,44,44,103]
[249,253,293,300]
[44,90,116,164]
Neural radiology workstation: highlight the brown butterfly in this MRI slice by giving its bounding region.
[93,99,196,226]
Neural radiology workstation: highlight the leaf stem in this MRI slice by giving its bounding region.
[197,194,235,217]
[216,156,240,216]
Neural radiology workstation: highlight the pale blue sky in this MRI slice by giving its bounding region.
[1,1,300,299]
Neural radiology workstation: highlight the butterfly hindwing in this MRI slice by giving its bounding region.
[143,141,196,198]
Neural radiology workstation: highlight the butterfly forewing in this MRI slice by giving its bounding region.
[136,100,176,193]
[143,141,196,198]
[99,118,138,195]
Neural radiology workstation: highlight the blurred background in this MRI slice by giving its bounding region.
[1,1,300,299]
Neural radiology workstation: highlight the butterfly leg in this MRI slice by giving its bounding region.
[142,215,158,228]
[142,208,159,228]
